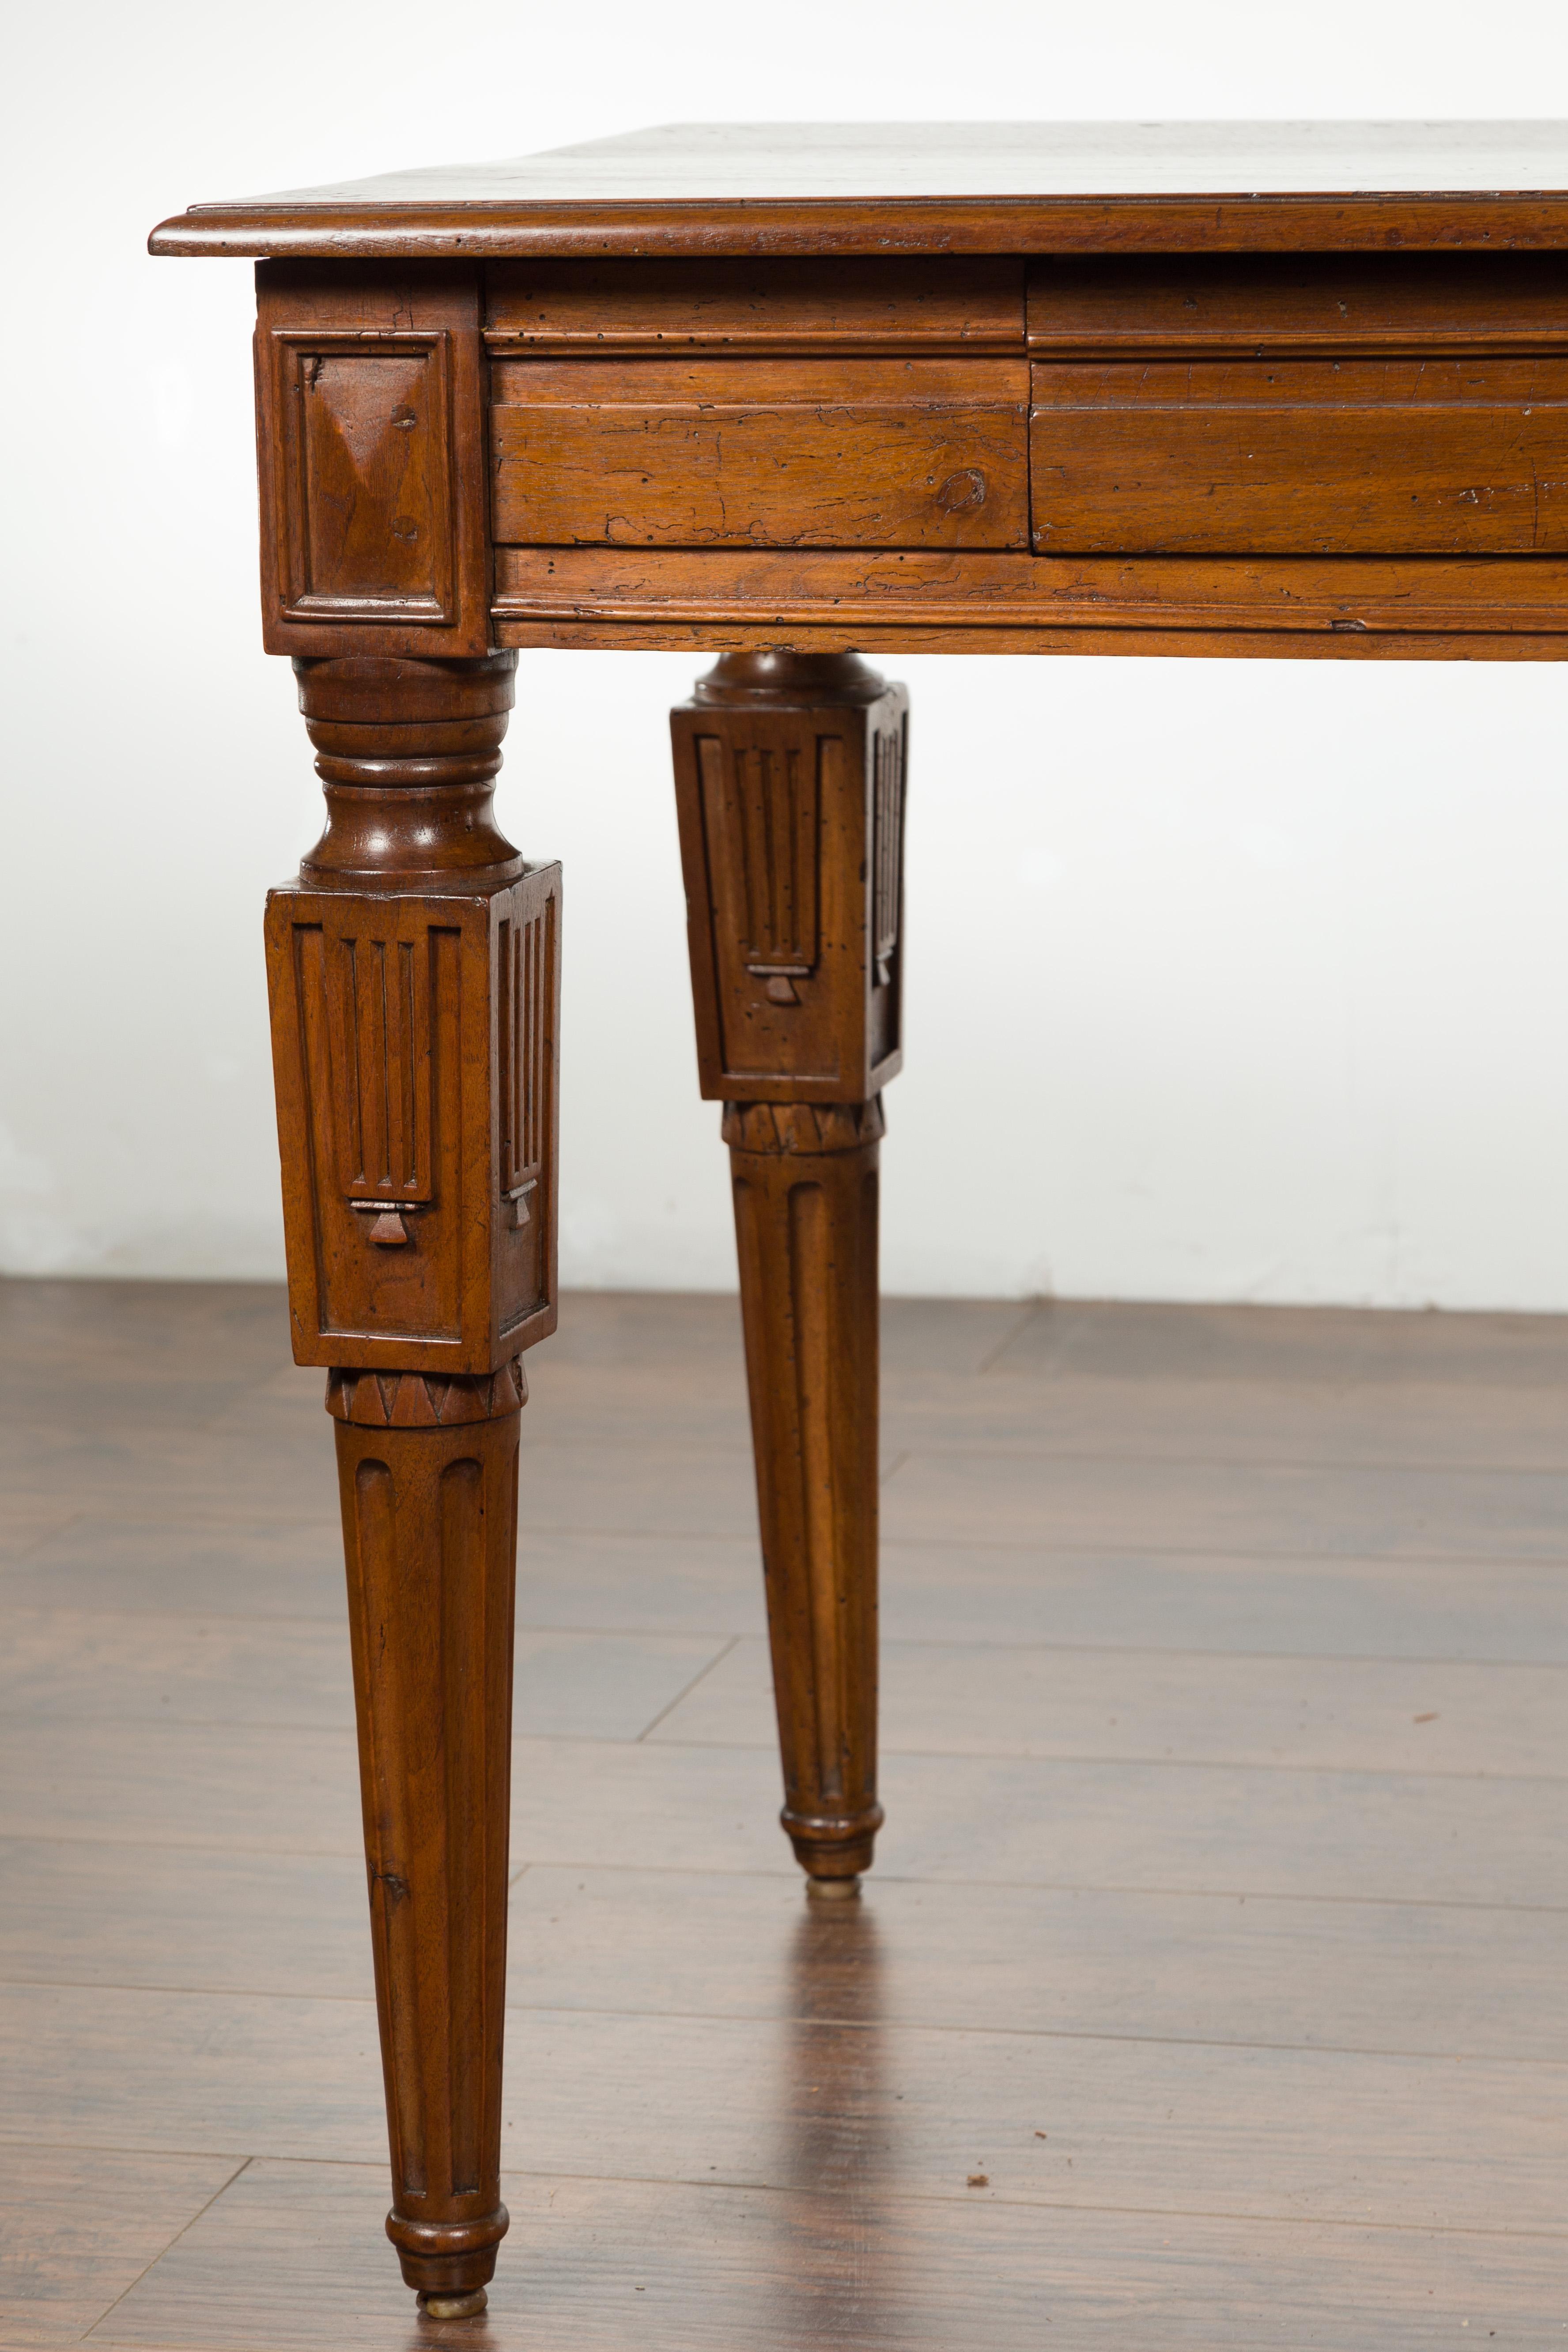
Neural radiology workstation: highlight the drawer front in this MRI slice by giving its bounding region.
[491,358,1029,551]
[1031,359,1568,555]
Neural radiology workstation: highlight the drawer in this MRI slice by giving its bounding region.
[491,358,1029,550]
[1027,258,1568,558]
[1031,359,1568,555]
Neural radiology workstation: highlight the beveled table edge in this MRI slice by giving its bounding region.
[148,193,1568,260]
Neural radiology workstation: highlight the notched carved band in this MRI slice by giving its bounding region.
[722,1097,886,1156]
[385,2205,511,2260]
[781,1800,887,1846]
[326,1359,529,1427]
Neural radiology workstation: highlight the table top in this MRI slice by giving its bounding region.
[149,121,1568,259]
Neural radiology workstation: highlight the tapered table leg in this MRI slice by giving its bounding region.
[331,1362,524,2308]
[726,1099,885,1885]
[671,653,909,1892]
[263,652,561,2312]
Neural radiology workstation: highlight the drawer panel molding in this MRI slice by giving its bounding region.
[1031,359,1568,555]
[491,358,1028,550]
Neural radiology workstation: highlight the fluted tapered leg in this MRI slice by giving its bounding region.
[330,1363,525,2299]
[671,652,908,1893]
[264,652,560,2312]
[727,1100,885,1882]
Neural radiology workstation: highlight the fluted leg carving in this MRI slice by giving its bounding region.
[671,653,908,1893]
[726,1101,885,1883]
[264,652,560,2313]
[330,1364,525,2300]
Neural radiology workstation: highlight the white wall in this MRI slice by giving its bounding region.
[7,0,1568,1307]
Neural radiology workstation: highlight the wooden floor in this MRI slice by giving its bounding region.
[2,1278,1566,2348]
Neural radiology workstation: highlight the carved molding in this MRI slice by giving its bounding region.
[326,925,435,1207]
[780,1799,886,1850]
[672,661,908,1104]
[722,1097,886,1156]
[871,715,905,987]
[272,329,457,626]
[498,895,554,1219]
[266,854,560,1375]
[253,264,490,661]
[326,1358,528,1427]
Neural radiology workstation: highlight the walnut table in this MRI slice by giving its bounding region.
[150,121,1568,2318]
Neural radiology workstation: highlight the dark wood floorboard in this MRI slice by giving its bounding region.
[0,1610,728,1740]
[4,1712,1563,1900]
[0,1840,374,2002]
[2,1279,1564,2346]
[0,2144,244,2349]
[883,1448,1568,1558]
[4,1980,1562,2232]
[876,1541,1568,1658]
[89,2160,1568,2352]
[501,1865,1568,2061]
[652,1633,1568,1772]
[5,1842,1561,2060]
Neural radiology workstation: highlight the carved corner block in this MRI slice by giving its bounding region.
[671,674,908,1102]
[253,261,491,658]
[264,863,560,1374]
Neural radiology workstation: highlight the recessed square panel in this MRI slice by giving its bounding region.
[274,332,455,622]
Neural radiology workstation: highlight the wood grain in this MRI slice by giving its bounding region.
[0,1503,79,1567]
[0,1718,365,1854]
[0,1837,373,2000]
[880,1447,1568,1558]
[10,1719,1559,1904]
[1031,360,1568,555]
[507,1735,1568,1905]
[1027,253,1568,354]
[503,1864,1568,2061]
[981,1295,1568,1386]
[11,1279,1568,2341]
[11,1842,1563,2061]
[491,544,1568,647]
[876,1540,1568,1661]
[102,126,1568,2323]
[884,1380,1568,1472]
[492,359,1029,550]
[650,1634,1568,1776]
[0,1275,288,1389]
[670,657,907,1099]
[253,264,491,659]
[498,618,1568,662]
[0,1513,347,1620]
[4,1982,1562,2233]
[0,2143,244,2348]
[0,1419,340,1518]
[0,1606,728,1739]
[94,2159,1568,2351]
[511,1732,1568,1902]
[487,257,1026,353]
[670,655,912,1883]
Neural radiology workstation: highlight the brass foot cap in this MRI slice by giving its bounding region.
[806,1874,861,1901]
[419,2288,488,2320]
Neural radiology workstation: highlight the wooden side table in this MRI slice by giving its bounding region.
[150,121,1568,2318]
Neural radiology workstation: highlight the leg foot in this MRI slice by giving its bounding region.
[419,2288,490,2322]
